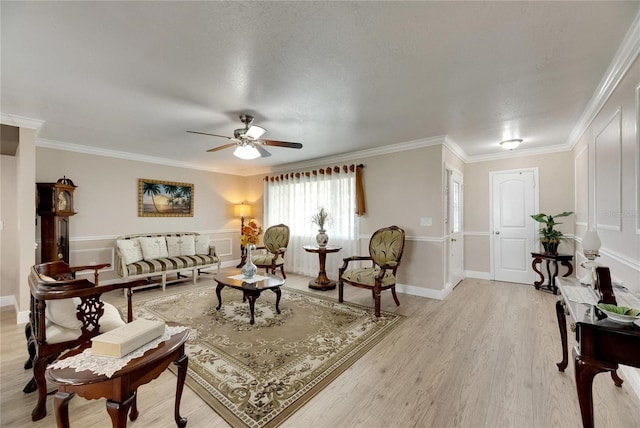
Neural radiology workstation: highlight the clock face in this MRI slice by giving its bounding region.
[58,190,71,211]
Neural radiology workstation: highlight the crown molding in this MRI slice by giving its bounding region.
[36,138,247,176]
[0,113,45,130]
[465,142,572,163]
[566,10,640,150]
[261,135,449,176]
[442,136,467,162]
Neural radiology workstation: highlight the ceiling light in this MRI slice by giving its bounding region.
[499,139,522,150]
[233,144,261,160]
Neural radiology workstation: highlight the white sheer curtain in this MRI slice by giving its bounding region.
[264,167,359,279]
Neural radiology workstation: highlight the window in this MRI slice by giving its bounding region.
[264,168,358,277]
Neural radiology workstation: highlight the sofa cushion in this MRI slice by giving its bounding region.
[46,297,83,330]
[124,255,218,276]
[116,239,144,265]
[139,236,169,260]
[195,234,210,254]
[45,302,125,344]
[166,235,196,257]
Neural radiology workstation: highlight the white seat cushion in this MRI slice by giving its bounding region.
[139,236,169,260]
[166,235,196,257]
[117,239,144,265]
[195,234,210,254]
[45,302,126,344]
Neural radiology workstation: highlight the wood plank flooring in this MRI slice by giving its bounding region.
[2,274,640,427]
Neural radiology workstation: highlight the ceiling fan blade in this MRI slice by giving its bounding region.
[206,143,237,152]
[245,125,266,140]
[187,130,234,140]
[255,144,272,157]
[262,139,303,149]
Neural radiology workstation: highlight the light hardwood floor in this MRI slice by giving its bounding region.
[2,274,640,427]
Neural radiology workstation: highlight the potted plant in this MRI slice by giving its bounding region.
[530,211,573,254]
[311,207,331,247]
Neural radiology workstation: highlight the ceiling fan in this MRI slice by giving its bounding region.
[187,114,303,159]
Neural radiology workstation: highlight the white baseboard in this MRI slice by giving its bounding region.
[0,295,16,308]
[396,283,451,300]
[464,270,491,280]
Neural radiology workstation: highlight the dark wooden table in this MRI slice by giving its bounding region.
[531,251,573,294]
[303,245,342,290]
[46,329,189,428]
[214,268,285,325]
[556,278,640,428]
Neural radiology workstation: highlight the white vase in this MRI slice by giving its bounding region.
[316,229,328,247]
[242,244,257,278]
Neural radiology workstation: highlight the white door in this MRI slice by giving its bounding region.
[491,169,538,284]
[448,168,464,288]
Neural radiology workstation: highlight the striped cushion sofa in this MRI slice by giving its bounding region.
[115,232,220,292]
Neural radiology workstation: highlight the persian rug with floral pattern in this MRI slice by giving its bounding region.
[131,285,403,427]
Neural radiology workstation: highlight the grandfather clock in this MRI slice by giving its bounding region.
[36,177,77,263]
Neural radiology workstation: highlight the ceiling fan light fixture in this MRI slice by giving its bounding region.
[245,125,266,140]
[499,138,522,150]
[233,144,261,160]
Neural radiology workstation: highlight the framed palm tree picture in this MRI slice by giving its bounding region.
[138,178,194,217]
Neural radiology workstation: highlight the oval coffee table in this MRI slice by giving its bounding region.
[214,268,285,325]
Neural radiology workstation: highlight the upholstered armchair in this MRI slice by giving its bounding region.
[338,226,406,317]
[23,261,146,421]
[252,224,290,278]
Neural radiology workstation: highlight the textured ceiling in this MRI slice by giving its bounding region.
[2,1,639,175]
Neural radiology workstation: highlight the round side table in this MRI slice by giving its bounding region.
[303,245,342,290]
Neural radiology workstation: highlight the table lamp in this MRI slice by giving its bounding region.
[235,202,252,267]
[579,228,601,285]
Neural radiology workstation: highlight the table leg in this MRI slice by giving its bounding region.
[129,391,138,421]
[53,391,75,428]
[556,300,568,371]
[245,292,257,325]
[532,257,544,289]
[215,283,225,310]
[271,287,282,314]
[551,260,559,294]
[561,260,574,277]
[174,352,188,428]
[309,252,337,290]
[106,393,136,428]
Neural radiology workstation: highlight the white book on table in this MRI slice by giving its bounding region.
[91,319,166,358]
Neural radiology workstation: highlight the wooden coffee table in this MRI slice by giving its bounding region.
[214,268,285,325]
[46,329,189,428]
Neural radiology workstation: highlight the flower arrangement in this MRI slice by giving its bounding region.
[241,219,263,247]
[311,207,331,231]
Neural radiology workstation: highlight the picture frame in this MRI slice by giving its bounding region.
[138,178,194,217]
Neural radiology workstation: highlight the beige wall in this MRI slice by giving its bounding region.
[34,148,249,285]
[573,54,640,290]
[1,156,19,304]
[464,151,575,275]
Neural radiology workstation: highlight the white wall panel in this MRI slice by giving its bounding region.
[595,109,622,231]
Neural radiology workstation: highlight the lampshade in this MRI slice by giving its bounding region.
[234,203,252,218]
[233,144,261,160]
[499,139,522,150]
[582,229,601,260]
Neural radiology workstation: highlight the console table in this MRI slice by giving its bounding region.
[303,245,342,290]
[556,277,640,428]
[531,252,573,294]
[46,329,189,428]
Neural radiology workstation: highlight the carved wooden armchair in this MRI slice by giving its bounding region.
[252,224,290,278]
[338,226,406,317]
[23,261,146,421]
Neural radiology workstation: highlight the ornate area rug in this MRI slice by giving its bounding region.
[131,286,403,427]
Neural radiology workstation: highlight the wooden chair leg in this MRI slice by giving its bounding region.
[31,357,50,421]
[338,280,344,303]
[391,287,400,306]
[374,291,381,317]
[280,265,286,279]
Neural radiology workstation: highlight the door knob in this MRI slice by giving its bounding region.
[451,238,456,242]
[495,231,500,235]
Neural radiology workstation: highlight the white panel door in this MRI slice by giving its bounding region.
[448,168,464,288]
[491,170,537,284]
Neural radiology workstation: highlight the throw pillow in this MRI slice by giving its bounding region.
[195,234,210,254]
[46,297,83,330]
[166,235,196,257]
[116,239,144,265]
[139,236,169,260]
